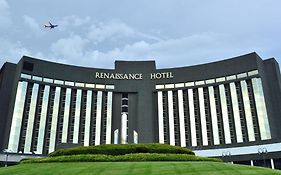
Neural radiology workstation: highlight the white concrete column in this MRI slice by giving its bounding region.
[271,159,275,169]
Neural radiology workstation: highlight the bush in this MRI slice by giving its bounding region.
[21,153,221,163]
[48,144,194,157]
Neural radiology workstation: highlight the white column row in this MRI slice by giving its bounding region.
[8,82,114,154]
[157,78,271,147]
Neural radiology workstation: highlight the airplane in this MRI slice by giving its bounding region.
[44,21,58,29]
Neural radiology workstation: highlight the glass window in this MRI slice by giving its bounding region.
[85,83,95,88]
[216,77,225,83]
[206,79,215,84]
[75,82,84,87]
[96,84,105,89]
[248,70,259,76]
[54,79,64,85]
[43,78,53,83]
[32,76,42,81]
[195,80,205,85]
[237,73,247,79]
[185,82,195,87]
[106,85,115,89]
[226,75,236,81]
[165,84,174,89]
[175,83,184,88]
[65,81,74,86]
[20,73,31,79]
[156,85,165,89]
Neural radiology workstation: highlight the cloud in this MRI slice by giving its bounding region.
[23,15,42,35]
[87,20,161,43]
[0,0,12,29]
[48,30,269,69]
[57,16,92,32]
[51,34,89,60]
[0,38,31,65]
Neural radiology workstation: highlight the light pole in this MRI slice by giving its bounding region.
[258,147,267,167]
[222,151,231,163]
[2,149,10,167]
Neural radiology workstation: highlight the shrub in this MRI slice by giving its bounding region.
[21,153,221,164]
[48,144,194,157]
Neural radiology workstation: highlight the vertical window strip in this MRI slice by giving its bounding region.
[8,81,28,153]
[36,85,50,154]
[84,90,92,146]
[183,90,191,147]
[188,89,197,146]
[241,80,255,142]
[62,88,72,143]
[91,92,97,145]
[208,86,220,145]
[19,83,33,152]
[214,86,225,144]
[246,80,260,140]
[49,87,61,153]
[157,91,164,144]
[193,89,202,146]
[105,92,113,144]
[225,84,236,143]
[198,87,208,146]
[251,78,271,140]
[57,89,66,144]
[68,90,77,143]
[79,91,87,144]
[173,91,180,146]
[24,83,39,153]
[168,91,175,146]
[73,90,82,144]
[219,84,232,144]
[229,82,243,143]
[177,90,186,147]
[32,85,44,153]
[95,91,103,145]
[162,92,169,144]
[203,87,213,145]
[102,93,108,144]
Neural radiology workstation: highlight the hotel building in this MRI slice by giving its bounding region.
[1,52,281,168]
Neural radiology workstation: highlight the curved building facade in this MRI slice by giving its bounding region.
[1,52,281,168]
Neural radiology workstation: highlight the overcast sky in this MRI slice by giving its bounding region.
[0,0,281,69]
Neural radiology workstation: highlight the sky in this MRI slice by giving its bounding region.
[0,0,281,69]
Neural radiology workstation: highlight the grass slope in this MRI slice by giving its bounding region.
[0,162,280,175]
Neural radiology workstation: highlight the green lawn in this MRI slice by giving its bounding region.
[0,162,280,175]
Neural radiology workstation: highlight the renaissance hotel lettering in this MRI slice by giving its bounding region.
[1,52,281,168]
[95,72,174,80]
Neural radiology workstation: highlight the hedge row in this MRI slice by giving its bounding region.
[49,144,194,157]
[21,153,221,163]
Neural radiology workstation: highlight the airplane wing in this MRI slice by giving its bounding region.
[49,22,53,25]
